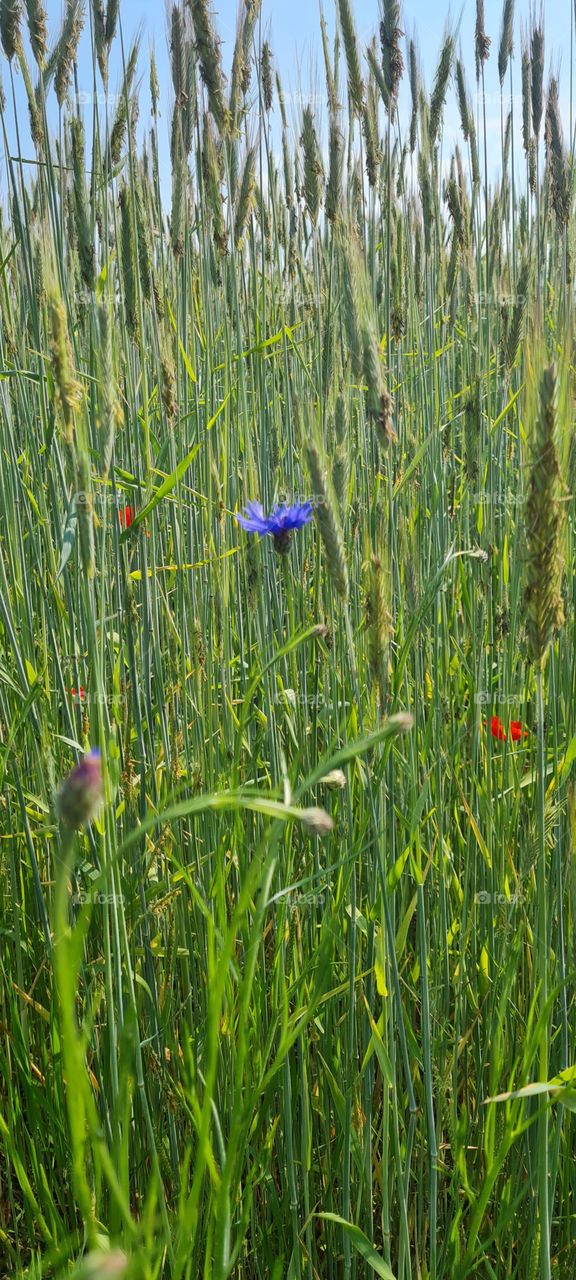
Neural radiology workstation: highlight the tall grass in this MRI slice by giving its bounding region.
[0,1,575,1277]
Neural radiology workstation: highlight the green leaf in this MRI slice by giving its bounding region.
[119,442,203,538]
[55,495,78,582]
[490,382,524,432]
[167,297,197,383]
[295,713,413,799]
[315,1215,396,1279]
[120,396,230,539]
[361,998,394,1087]
[117,791,332,859]
[485,1078,576,1107]
[560,733,576,778]
[393,421,449,498]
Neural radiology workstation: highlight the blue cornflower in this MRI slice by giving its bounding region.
[236,499,313,553]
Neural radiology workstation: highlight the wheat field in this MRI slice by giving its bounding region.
[0,0,576,1276]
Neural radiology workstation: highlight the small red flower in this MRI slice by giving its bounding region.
[490,715,507,741]
[510,720,528,742]
[118,505,134,529]
[70,686,86,703]
[118,504,150,536]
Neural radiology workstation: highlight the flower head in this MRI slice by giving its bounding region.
[56,749,103,829]
[236,499,313,553]
[118,504,150,538]
[490,715,507,741]
[118,505,133,530]
[487,716,529,744]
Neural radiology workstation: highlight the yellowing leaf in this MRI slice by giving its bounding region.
[479,944,490,994]
[374,928,388,997]
[25,660,37,686]
[386,846,410,891]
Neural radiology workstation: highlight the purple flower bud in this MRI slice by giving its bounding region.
[56,749,103,829]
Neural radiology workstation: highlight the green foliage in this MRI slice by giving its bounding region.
[0,1,575,1278]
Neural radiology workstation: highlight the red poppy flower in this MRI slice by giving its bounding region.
[70,686,86,702]
[510,720,528,742]
[118,504,150,537]
[118,505,134,529]
[490,715,507,741]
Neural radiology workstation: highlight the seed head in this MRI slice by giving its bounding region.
[305,433,349,601]
[261,41,273,110]
[380,0,404,112]
[429,32,454,148]
[336,0,364,114]
[189,0,230,135]
[530,17,545,140]
[0,0,22,61]
[301,106,324,223]
[475,0,491,79]
[498,0,514,85]
[524,361,566,665]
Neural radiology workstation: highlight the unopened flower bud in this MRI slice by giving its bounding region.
[75,1249,129,1279]
[56,749,103,829]
[301,806,334,835]
[322,769,346,788]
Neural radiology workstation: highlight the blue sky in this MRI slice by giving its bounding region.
[115,0,573,85]
[3,0,576,200]
[107,0,575,111]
